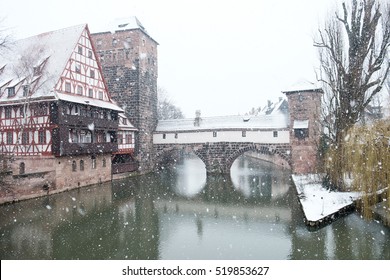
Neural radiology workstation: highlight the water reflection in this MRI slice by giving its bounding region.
[173,154,206,198]
[0,154,389,259]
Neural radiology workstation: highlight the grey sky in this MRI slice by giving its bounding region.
[1,0,336,117]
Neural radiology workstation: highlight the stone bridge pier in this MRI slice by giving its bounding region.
[155,142,291,174]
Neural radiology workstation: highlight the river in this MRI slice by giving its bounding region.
[0,154,389,259]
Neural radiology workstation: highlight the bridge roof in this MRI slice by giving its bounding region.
[155,114,289,132]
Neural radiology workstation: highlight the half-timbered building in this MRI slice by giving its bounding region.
[0,24,125,201]
[112,113,138,175]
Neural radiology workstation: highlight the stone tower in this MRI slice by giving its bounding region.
[283,83,322,174]
[91,17,158,173]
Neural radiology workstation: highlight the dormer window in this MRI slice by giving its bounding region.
[23,85,29,97]
[7,87,15,97]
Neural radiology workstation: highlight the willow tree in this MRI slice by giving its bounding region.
[343,121,390,221]
[315,0,390,189]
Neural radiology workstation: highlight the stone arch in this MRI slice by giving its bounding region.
[154,144,207,170]
[225,144,291,172]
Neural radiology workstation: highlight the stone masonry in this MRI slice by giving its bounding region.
[284,88,322,174]
[155,142,291,174]
[92,19,158,173]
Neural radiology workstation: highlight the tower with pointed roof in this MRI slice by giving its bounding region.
[91,17,158,173]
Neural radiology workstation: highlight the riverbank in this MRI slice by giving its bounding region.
[292,174,390,228]
[292,174,361,228]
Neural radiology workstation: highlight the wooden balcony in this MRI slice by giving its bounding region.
[112,162,139,174]
[58,114,118,130]
[56,142,118,156]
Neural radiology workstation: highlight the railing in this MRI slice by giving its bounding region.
[58,142,118,156]
[59,115,118,130]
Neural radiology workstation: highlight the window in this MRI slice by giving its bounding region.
[88,89,93,98]
[77,85,83,95]
[213,131,217,137]
[19,162,25,175]
[80,130,92,143]
[65,82,71,93]
[126,133,132,144]
[38,130,46,144]
[23,85,29,97]
[72,161,77,172]
[97,39,102,47]
[112,39,117,46]
[122,118,127,125]
[5,107,12,118]
[6,131,13,144]
[293,120,309,139]
[34,105,47,116]
[294,128,308,139]
[175,133,178,139]
[88,50,93,58]
[91,156,96,169]
[90,70,95,78]
[21,131,29,145]
[242,131,246,137]
[273,131,278,138]
[78,45,83,55]
[96,132,104,143]
[68,129,78,143]
[19,107,24,118]
[98,91,103,100]
[7,87,15,97]
[162,134,166,139]
[102,158,106,168]
[75,63,81,73]
[33,65,42,76]
[80,160,84,171]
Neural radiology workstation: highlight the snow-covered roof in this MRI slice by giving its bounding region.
[282,80,322,94]
[0,24,85,101]
[90,16,158,43]
[293,120,309,129]
[56,92,123,112]
[118,113,137,131]
[91,16,147,34]
[156,114,289,132]
[0,24,123,112]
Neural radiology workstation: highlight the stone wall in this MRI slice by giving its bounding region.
[285,89,322,174]
[0,154,112,204]
[92,27,158,174]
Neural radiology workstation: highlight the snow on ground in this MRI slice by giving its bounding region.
[292,174,361,222]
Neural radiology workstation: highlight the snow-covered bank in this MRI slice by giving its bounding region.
[292,174,360,227]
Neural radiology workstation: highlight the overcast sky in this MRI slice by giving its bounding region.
[1,0,338,117]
